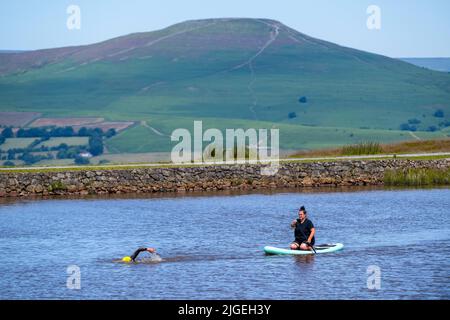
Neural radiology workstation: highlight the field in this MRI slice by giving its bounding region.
[30,117,103,127]
[71,121,135,132]
[91,152,171,164]
[106,124,169,153]
[0,138,37,151]
[0,112,41,126]
[29,117,135,132]
[36,137,89,148]
[105,115,445,153]
[0,137,89,152]
[1,19,449,156]
[289,138,450,158]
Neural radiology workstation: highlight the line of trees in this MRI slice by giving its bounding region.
[11,126,116,139]
[1,125,116,139]
[4,142,75,157]
[18,152,54,165]
[0,127,13,146]
[0,127,14,138]
[56,145,88,159]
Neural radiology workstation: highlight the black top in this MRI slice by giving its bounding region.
[294,218,315,245]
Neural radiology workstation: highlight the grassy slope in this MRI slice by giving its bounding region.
[36,137,89,148]
[0,19,449,153]
[400,58,450,72]
[0,138,36,151]
[289,138,450,158]
[105,115,443,153]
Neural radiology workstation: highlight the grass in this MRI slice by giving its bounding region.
[0,163,197,173]
[341,142,383,156]
[106,124,169,153]
[290,138,450,158]
[400,58,450,72]
[1,19,449,155]
[285,154,450,163]
[36,137,89,148]
[1,153,448,173]
[48,180,67,191]
[105,114,443,153]
[381,138,450,154]
[0,138,37,151]
[91,152,170,164]
[384,168,450,186]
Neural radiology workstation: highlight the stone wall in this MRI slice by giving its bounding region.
[0,159,448,197]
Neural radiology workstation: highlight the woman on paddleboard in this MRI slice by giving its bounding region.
[290,206,315,250]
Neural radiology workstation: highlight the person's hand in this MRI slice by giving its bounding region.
[291,219,297,227]
[147,248,156,253]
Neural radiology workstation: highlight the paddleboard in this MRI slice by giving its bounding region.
[264,243,344,255]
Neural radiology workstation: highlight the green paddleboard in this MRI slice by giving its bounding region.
[264,243,344,255]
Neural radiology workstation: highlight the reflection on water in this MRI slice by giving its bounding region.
[0,185,394,205]
[294,255,315,265]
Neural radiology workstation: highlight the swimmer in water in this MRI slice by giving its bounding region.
[122,247,156,262]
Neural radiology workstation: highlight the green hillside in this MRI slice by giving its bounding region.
[0,18,449,153]
[400,58,450,72]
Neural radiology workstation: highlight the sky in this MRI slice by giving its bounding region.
[0,0,449,57]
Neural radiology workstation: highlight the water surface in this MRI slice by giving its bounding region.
[0,187,448,299]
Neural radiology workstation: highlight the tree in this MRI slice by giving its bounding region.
[56,150,68,159]
[288,112,297,119]
[439,120,450,128]
[399,123,417,131]
[298,96,307,103]
[51,126,74,137]
[75,155,90,165]
[434,109,444,118]
[105,128,116,138]
[19,153,39,165]
[88,136,103,156]
[16,128,25,137]
[3,161,15,167]
[93,127,104,136]
[54,143,69,151]
[78,127,89,136]
[1,127,14,138]
[0,136,5,145]
[7,150,15,160]
[408,118,421,125]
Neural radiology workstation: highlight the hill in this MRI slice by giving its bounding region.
[400,58,450,72]
[0,18,449,153]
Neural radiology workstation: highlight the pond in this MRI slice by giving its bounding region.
[0,187,448,299]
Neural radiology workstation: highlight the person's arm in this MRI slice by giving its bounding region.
[290,219,297,228]
[130,247,156,261]
[130,247,147,261]
[307,228,315,244]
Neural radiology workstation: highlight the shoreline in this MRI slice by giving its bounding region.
[1,184,448,204]
[0,158,448,198]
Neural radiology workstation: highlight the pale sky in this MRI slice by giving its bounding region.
[1,0,449,57]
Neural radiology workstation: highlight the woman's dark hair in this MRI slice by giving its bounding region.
[300,206,307,214]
